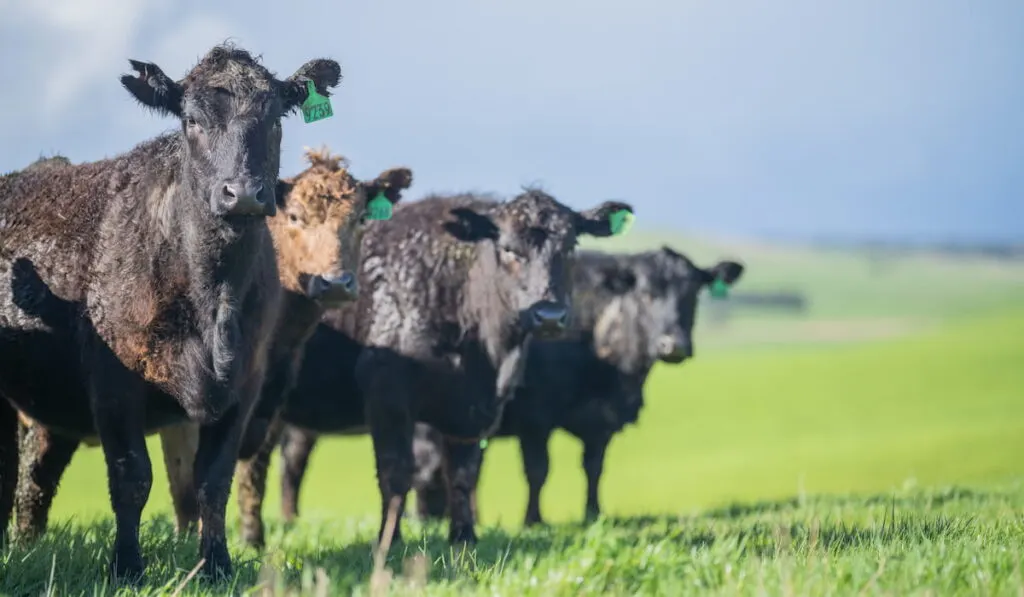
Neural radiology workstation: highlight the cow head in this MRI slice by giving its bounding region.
[120,44,342,220]
[445,188,633,343]
[593,246,744,365]
[271,147,411,306]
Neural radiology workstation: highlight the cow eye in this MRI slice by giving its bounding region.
[288,212,300,224]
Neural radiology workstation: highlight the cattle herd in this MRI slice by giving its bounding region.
[0,44,744,582]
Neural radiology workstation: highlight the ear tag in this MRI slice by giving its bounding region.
[301,80,334,124]
[710,278,730,299]
[608,209,634,236]
[366,192,393,221]
[479,438,489,450]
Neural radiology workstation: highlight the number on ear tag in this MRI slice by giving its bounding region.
[366,192,393,221]
[301,80,334,124]
[609,209,634,236]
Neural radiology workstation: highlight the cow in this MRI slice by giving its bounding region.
[375,246,744,525]
[13,148,413,545]
[0,44,342,581]
[183,190,633,549]
[154,149,413,547]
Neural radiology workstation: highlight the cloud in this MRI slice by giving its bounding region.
[5,0,157,123]
[1,0,241,134]
[148,15,249,77]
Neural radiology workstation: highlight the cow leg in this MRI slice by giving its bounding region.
[366,390,414,548]
[236,415,284,549]
[414,464,448,521]
[89,358,151,582]
[0,400,17,547]
[412,424,447,521]
[443,439,483,544]
[15,421,79,540]
[361,354,416,548]
[193,404,246,579]
[369,418,413,547]
[582,433,611,522]
[519,430,551,527]
[279,425,318,523]
[158,423,200,535]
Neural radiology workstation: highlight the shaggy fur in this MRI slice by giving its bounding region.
[409,247,745,524]
[0,44,342,581]
[250,190,632,547]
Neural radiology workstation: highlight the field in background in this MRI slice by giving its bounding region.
[5,230,1024,595]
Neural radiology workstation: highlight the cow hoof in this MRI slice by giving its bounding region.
[109,552,146,585]
[13,523,44,544]
[523,516,544,528]
[200,547,233,582]
[448,526,478,546]
[241,526,265,550]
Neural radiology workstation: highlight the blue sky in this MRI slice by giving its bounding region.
[1,0,1021,243]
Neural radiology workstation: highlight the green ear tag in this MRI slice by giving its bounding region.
[479,438,489,450]
[608,209,634,236]
[710,278,729,299]
[301,80,333,124]
[366,192,393,221]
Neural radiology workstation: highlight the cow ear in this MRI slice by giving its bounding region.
[364,167,413,206]
[443,207,500,242]
[275,180,294,209]
[599,265,637,295]
[280,59,343,114]
[120,60,184,118]
[703,260,745,286]
[576,201,634,238]
[660,245,684,260]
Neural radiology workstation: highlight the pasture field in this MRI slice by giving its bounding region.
[2,236,1024,595]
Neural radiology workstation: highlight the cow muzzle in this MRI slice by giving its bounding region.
[213,178,275,217]
[305,271,359,305]
[526,300,569,339]
[656,335,691,363]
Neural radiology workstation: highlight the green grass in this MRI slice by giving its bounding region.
[3,238,1024,595]
[4,483,1024,595]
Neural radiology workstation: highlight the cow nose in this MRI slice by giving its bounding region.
[306,271,359,304]
[217,179,269,217]
[656,335,692,363]
[528,300,568,337]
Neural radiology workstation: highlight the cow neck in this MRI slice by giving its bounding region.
[152,139,271,381]
[271,290,326,357]
[460,249,524,370]
[587,292,657,377]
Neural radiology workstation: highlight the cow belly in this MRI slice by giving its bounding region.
[563,400,636,436]
[0,332,94,436]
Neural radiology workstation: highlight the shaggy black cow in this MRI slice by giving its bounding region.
[0,45,341,580]
[211,190,632,548]
[405,246,744,524]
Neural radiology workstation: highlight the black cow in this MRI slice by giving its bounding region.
[0,44,341,580]
[206,189,632,549]
[406,246,744,524]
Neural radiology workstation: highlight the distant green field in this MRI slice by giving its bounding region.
[587,227,1024,320]
[3,235,1024,595]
